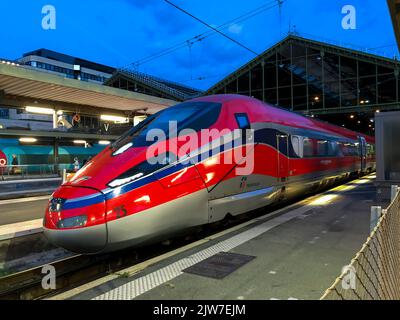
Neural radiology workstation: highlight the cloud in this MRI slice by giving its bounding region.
[228,23,243,34]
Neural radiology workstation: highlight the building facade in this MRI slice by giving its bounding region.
[17,48,115,84]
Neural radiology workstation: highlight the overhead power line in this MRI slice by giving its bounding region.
[127,0,283,68]
[164,0,259,56]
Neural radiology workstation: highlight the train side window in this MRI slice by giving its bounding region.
[317,140,328,157]
[291,135,303,158]
[327,141,338,156]
[336,142,344,156]
[235,113,250,130]
[303,138,314,157]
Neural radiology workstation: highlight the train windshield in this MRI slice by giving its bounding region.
[112,101,222,149]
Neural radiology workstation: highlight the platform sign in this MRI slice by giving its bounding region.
[0,150,7,166]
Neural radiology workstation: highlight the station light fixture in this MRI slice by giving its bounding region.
[350,114,355,119]
[98,140,111,145]
[19,137,37,143]
[73,140,87,145]
[26,106,55,115]
[100,114,129,123]
[376,109,380,113]
[314,96,320,102]
[134,115,147,126]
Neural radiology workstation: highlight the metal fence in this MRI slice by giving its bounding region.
[321,186,400,300]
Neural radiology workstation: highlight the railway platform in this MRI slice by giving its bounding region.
[0,178,60,200]
[46,174,384,300]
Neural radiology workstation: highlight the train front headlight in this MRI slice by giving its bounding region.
[57,215,88,229]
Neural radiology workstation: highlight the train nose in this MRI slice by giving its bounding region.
[43,186,107,254]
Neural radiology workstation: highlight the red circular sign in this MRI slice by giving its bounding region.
[0,150,7,166]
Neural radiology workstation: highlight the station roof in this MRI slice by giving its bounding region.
[205,34,400,116]
[105,68,203,101]
[0,63,176,115]
[388,0,400,52]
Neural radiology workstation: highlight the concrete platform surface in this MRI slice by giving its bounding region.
[0,195,49,227]
[51,174,384,300]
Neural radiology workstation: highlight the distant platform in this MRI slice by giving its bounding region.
[0,178,59,200]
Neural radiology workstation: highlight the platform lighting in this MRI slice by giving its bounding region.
[73,140,87,145]
[376,110,380,113]
[309,194,338,206]
[25,106,55,115]
[350,115,355,119]
[357,120,361,124]
[19,137,37,143]
[360,100,365,104]
[314,96,320,101]
[370,119,374,123]
[100,114,129,123]
[369,124,372,128]
[98,140,111,145]
[134,115,147,126]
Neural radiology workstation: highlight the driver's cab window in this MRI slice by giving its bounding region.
[235,113,250,130]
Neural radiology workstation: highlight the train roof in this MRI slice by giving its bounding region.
[190,94,375,144]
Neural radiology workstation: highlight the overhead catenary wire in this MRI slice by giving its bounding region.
[127,0,284,68]
[164,0,259,56]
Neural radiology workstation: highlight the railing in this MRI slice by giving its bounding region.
[118,68,192,101]
[321,185,400,300]
[0,164,74,180]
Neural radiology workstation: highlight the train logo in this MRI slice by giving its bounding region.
[0,150,7,167]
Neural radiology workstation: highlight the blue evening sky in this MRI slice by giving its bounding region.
[0,0,397,90]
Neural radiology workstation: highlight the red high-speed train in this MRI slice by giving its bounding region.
[43,95,375,254]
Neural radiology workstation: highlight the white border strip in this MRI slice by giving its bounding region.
[0,195,50,206]
[0,177,61,185]
[0,219,43,241]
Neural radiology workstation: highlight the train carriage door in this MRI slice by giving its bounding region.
[276,134,289,182]
[359,136,367,171]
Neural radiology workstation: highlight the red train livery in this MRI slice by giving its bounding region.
[43,95,375,254]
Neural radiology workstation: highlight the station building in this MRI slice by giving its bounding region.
[0,57,184,172]
[205,34,400,135]
[17,48,115,84]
